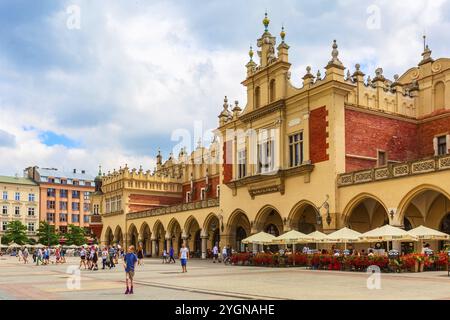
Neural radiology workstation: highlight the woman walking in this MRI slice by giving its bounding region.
[79,246,87,269]
[137,245,144,266]
[23,248,29,264]
[92,248,99,271]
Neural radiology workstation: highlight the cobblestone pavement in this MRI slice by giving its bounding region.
[0,256,449,300]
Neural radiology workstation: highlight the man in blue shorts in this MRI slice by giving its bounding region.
[179,243,189,273]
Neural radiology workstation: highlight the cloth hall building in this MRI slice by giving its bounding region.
[96,15,450,257]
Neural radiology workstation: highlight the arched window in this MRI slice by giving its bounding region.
[435,81,445,110]
[255,86,261,108]
[269,79,276,102]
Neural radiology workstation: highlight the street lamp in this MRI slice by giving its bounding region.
[315,195,332,226]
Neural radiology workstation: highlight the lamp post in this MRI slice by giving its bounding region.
[315,195,331,226]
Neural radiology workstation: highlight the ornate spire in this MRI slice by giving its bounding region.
[232,100,242,115]
[352,63,365,77]
[316,69,322,81]
[419,35,433,65]
[97,165,102,176]
[302,66,314,80]
[156,148,162,165]
[280,25,286,42]
[263,11,270,32]
[373,67,385,82]
[326,40,344,69]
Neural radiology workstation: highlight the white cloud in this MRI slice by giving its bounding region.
[0,0,449,176]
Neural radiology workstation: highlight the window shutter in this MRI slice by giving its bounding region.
[433,137,438,156]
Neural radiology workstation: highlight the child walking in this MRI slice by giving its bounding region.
[123,245,138,294]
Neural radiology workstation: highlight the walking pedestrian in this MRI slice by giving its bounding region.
[55,248,61,264]
[61,248,66,263]
[179,243,189,273]
[23,248,29,264]
[222,245,228,264]
[92,247,99,270]
[168,247,176,263]
[102,247,108,269]
[137,245,144,266]
[36,248,43,266]
[123,245,138,295]
[212,244,219,263]
[79,246,87,269]
[109,246,116,268]
[162,249,168,264]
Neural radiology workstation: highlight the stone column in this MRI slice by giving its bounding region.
[165,237,171,253]
[201,236,208,259]
[151,239,157,257]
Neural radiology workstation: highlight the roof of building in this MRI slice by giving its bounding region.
[0,175,38,186]
[37,168,95,181]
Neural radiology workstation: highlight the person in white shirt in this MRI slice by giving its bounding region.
[179,243,189,273]
[212,244,219,263]
[222,246,228,263]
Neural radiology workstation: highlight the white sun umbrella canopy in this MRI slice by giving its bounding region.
[407,225,449,240]
[0,244,8,249]
[272,230,313,244]
[326,227,362,250]
[34,243,46,249]
[241,232,276,244]
[272,230,313,265]
[325,227,362,243]
[308,231,328,242]
[359,224,417,242]
[8,242,22,248]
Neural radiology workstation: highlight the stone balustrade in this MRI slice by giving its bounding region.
[126,198,219,221]
[337,154,450,187]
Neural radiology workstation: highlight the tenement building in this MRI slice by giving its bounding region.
[0,175,40,242]
[99,14,450,256]
[25,167,95,237]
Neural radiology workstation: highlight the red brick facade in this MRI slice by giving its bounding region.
[223,140,233,183]
[345,108,450,172]
[128,193,182,213]
[182,176,220,203]
[418,112,450,158]
[309,106,329,163]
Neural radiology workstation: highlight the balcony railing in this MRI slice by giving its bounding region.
[337,154,450,187]
[127,198,220,221]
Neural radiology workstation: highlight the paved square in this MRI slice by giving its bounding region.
[0,256,449,300]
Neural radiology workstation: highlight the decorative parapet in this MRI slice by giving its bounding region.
[337,154,450,187]
[102,210,124,217]
[126,198,219,221]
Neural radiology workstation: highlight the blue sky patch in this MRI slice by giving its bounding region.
[39,131,80,148]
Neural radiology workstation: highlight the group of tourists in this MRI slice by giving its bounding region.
[79,245,125,271]
[211,244,232,264]
[33,247,66,265]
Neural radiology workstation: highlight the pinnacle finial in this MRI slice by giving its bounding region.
[280,25,286,42]
[326,39,344,69]
[98,165,102,176]
[249,45,254,61]
[263,11,270,31]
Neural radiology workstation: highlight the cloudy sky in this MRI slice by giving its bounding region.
[0,0,449,176]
